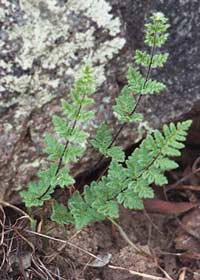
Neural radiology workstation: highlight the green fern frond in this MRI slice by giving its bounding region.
[44,133,64,161]
[52,115,71,138]
[113,86,143,123]
[56,167,75,187]
[134,50,169,68]
[67,120,191,228]
[20,164,75,207]
[91,123,112,155]
[20,12,192,232]
[69,191,104,230]
[107,147,125,163]
[51,201,74,225]
[91,124,125,162]
[113,12,169,125]
[145,12,170,47]
[143,80,166,94]
[117,191,144,210]
[21,64,96,207]
[127,67,145,94]
[126,120,192,187]
[63,144,85,163]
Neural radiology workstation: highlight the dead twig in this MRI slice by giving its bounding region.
[175,215,200,242]
[0,199,33,224]
[166,185,200,192]
[177,267,187,280]
[167,156,200,191]
[156,264,174,280]
[108,264,169,280]
[45,243,67,264]
[25,229,105,262]
[109,218,153,258]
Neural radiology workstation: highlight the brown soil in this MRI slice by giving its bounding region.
[1,144,200,280]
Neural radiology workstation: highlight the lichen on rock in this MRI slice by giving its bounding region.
[0,0,126,200]
[2,0,125,100]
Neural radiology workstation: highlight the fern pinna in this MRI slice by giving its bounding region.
[21,12,192,230]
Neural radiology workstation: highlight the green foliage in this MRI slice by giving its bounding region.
[126,121,192,184]
[134,50,169,68]
[145,12,170,47]
[21,164,57,207]
[63,144,85,163]
[113,12,169,124]
[91,123,125,162]
[113,86,143,123]
[117,191,144,209]
[68,191,105,230]
[21,65,96,207]
[44,134,63,161]
[107,147,125,163]
[67,120,191,229]
[91,123,112,155]
[21,12,192,231]
[20,163,75,207]
[56,167,75,188]
[51,201,74,225]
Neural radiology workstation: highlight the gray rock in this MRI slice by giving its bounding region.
[0,0,199,202]
[110,0,200,124]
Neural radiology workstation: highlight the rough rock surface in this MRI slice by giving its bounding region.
[0,0,200,201]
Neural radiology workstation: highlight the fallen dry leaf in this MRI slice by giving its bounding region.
[144,199,198,215]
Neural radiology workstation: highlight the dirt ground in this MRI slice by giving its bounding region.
[1,132,200,280]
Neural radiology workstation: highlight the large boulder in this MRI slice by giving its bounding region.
[0,0,199,202]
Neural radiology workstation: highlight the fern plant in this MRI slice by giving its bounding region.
[21,12,192,230]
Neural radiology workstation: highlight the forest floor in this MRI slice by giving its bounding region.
[1,136,200,280]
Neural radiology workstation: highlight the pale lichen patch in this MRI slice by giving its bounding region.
[68,0,121,36]
[94,37,126,64]
[0,0,127,198]
[2,0,125,109]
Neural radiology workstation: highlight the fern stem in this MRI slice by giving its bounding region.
[37,92,86,200]
[112,31,157,147]
[108,127,180,204]
[57,92,87,175]
[94,32,157,170]
[109,218,153,258]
